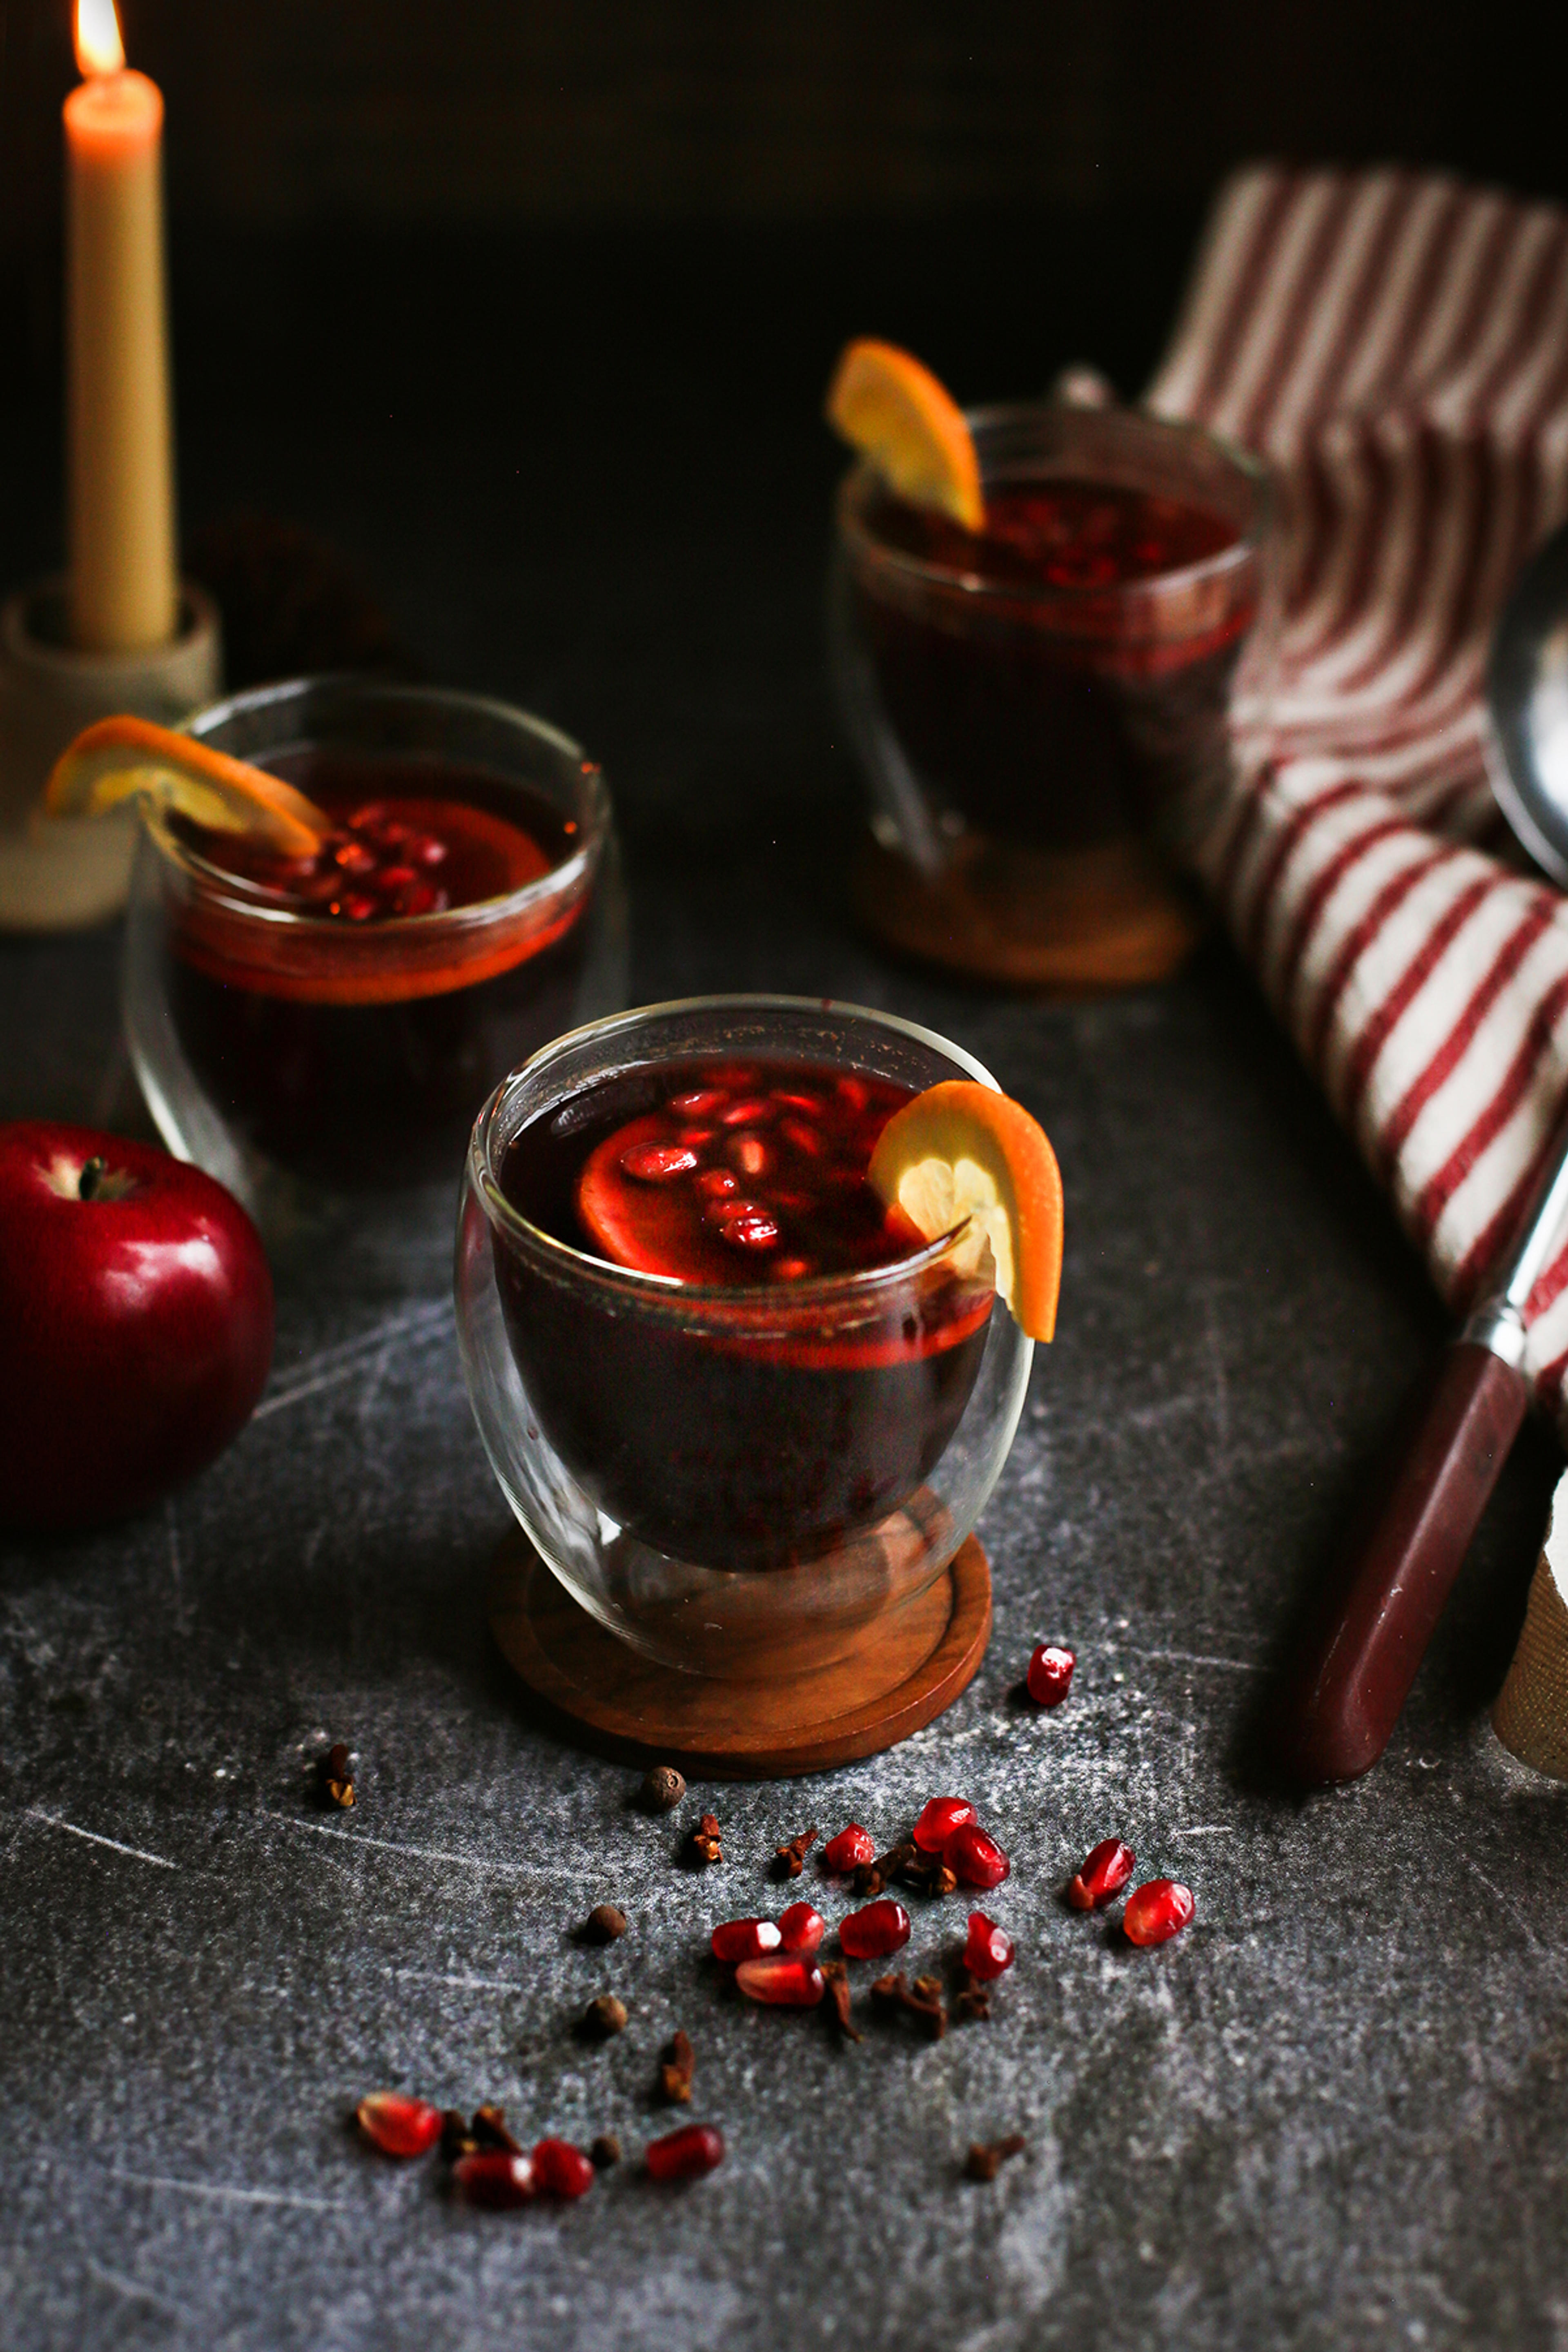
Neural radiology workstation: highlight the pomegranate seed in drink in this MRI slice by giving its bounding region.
[532,2138,595,2198]
[729,1134,772,1179]
[710,1917,782,1965]
[913,1796,975,1853]
[1123,1879,1194,1947]
[773,1091,824,1116]
[355,2092,443,2158]
[720,1098,774,1126]
[735,1954,826,2006]
[646,2123,724,2181]
[778,1901,825,1954]
[454,2149,536,2206]
[781,1118,825,1156]
[669,1089,726,1116]
[696,1169,738,1199]
[962,1913,1015,1981]
[823,1823,876,1873]
[840,1898,911,1960]
[944,1823,1010,1889]
[715,1205,779,1250]
[1027,1644,1075,1706]
[1067,1838,1135,1911]
[621,1142,700,1183]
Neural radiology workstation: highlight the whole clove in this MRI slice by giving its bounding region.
[966,2133,1027,2183]
[440,2109,478,2161]
[657,2028,695,2105]
[953,1964,992,2024]
[580,1993,628,2040]
[869,1970,946,2038]
[590,2132,621,2169]
[854,1840,915,1899]
[470,2104,523,2156]
[820,1958,862,2042]
[896,1848,958,1900]
[773,1826,819,1881]
[581,1903,628,1944]
[641,1764,686,1814]
[321,1741,355,1810]
[689,1813,723,1866]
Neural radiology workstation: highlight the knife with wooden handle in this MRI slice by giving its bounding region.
[1278,1096,1568,1784]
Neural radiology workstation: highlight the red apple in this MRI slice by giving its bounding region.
[0,1122,274,1532]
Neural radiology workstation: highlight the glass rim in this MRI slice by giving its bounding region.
[837,399,1270,609]
[142,674,609,939]
[469,990,1001,1310]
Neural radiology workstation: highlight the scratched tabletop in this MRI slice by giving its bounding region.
[4,222,1568,2352]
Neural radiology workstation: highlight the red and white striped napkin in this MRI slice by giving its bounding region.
[1145,166,1568,1414]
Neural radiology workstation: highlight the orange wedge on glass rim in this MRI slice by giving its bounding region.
[45,715,330,858]
[825,338,984,530]
[868,1081,1063,1341]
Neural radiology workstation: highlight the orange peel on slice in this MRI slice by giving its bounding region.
[868,1080,1063,1341]
[825,338,984,530]
[45,715,330,858]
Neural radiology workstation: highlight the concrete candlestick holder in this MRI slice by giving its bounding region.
[0,575,221,931]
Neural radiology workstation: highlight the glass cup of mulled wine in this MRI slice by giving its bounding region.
[122,677,626,1233]
[456,995,1035,1679]
[831,400,1270,984]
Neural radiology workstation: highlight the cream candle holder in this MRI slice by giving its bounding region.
[0,575,220,931]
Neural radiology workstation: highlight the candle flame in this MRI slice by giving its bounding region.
[74,0,125,77]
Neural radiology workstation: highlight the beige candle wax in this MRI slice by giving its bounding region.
[64,2,178,654]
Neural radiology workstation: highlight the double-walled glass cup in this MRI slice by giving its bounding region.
[457,996,1035,1679]
[123,677,626,1229]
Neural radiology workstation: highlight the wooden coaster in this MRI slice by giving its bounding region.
[851,828,1202,991]
[488,1533,992,1780]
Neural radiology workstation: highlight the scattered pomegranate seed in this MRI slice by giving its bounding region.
[646,2123,724,2181]
[840,1899,911,1960]
[823,1823,876,1873]
[710,1917,783,1965]
[355,2092,443,2158]
[621,1143,700,1183]
[1027,1644,1075,1706]
[1067,1838,1136,1911]
[912,1796,976,1853]
[944,1824,1011,1890]
[454,2149,536,2206]
[532,2138,595,2198]
[1123,1879,1194,1947]
[962,1913,1015,1981]
[778,1902,824,1954]
[735,1954,826,2006]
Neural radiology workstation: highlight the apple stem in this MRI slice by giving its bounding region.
[78,1156,106,1201]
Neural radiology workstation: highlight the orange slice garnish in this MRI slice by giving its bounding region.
[868,1081,1062,1341]
[45,715,330,858]
[825,339,984,530]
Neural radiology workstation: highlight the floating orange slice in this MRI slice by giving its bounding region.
[45,715,330,858]
[868,1081,1062,1341]
[825,338,984,530]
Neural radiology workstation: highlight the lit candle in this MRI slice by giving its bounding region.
[63,0,178,653]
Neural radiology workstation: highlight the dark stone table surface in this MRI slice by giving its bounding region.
[4,222,1568,2352]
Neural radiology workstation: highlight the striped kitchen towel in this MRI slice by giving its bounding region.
[1145,165,1568,1414]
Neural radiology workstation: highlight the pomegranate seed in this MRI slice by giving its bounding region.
[1067,1838,1135,1911]
[375,864,419,891]
[729,1134,772,1179]
[962,1912,1015,1981]
[677,1127,716,1147]
[1123,1879,1194,1947]
[781,1118,826,1157]
[396,880,439,917]
[646,2123,724,2181]
[334,841,377,875]
[697,1169,739,1199]
[770,1256,814,1280]
[735,1954,826,2006]
[342,893,377,921]
[944,1824,1010,1889]
[778,1902,824,1954]
[773,1091,824,1115]
[1027,1644,1075,1706]
[823,1823,876,1872]
[355,2091,443,2158]
[347,802,388,828]
[839,1899,911,1960]
[532,2138,595,2198]
[621,1143,700,1183]
[454,2150,536,2206]
[837,1076,869,1111]
[720,1098,774,1126]
[716,1205,779,1249]
[912,1796,975,1853]
[413,834,448,866]
[669,1089,726,1116]
[710,1917,782,1964]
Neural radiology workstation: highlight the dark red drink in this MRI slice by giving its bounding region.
[493,1059,993,1568]
[162,749,597,1187]
[849,473,1257,851]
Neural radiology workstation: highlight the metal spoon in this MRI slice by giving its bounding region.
[1278,514,1568,1784]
